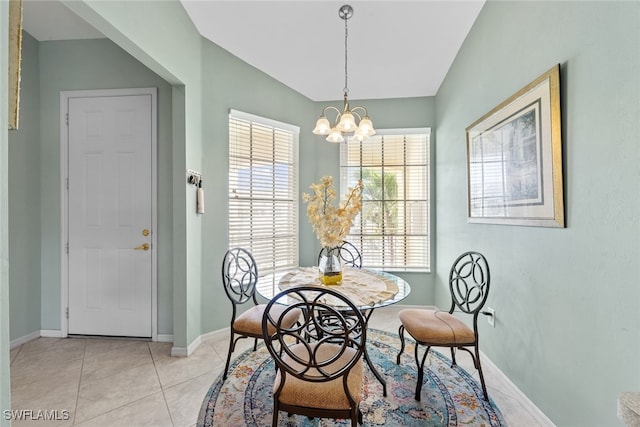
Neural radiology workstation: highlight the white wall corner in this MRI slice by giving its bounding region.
[171,335,202,357]
[169,327,229,357]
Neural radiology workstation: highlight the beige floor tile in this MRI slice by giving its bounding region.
[10,346,21,365]
[153,342,222,389]
[82,338,148,357]
[73,392,172,427]
[148,341,172,361]
[14,338,86,368]
[75,363,161,424]
[10,387,77,427]
[163,371,219,427]
[81,341,153,383]
[11,358,83,394]
[208,333,257,366]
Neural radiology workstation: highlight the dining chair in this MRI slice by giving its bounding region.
[396,251,491,401]
[221,247,300,380]
[317,241,362,268]
[262,286,366,427]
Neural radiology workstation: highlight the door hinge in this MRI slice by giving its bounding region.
[65,307,69,319]
[66,113,69,126]
[65,242,69,254]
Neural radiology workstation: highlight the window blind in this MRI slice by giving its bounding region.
[228,110,299,285]
[340,129,430,272]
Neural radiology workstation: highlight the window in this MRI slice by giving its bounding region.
[340,129,430,272]
[228,110,299,285]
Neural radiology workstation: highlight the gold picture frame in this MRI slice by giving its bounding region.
[8,0,23,130]
[465,64,564,227]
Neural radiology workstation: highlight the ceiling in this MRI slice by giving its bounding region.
[21,0,485,101]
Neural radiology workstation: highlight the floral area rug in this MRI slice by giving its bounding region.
[197,329,505,426]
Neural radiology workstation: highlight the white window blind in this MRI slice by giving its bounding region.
[228,110,299,285]
[340,129,430,272]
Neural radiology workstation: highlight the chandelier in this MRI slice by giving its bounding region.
[312,4,376,143]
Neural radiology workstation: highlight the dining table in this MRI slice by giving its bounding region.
[257,266,411,396]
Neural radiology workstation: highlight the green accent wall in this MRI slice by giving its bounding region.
[435,1,640,425]
[8,31,41,341]
[0,1,12,423]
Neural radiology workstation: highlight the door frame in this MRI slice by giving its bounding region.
[60,87,158,340]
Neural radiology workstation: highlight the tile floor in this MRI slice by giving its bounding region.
[8,306,555,426]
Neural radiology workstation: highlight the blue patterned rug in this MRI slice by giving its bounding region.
[197,329,505,426]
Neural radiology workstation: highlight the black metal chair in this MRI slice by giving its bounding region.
[397,251,491,401]
[262,286,366,427]
[221,247,300,380]
[317,241,362,268]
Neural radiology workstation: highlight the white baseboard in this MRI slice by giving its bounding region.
[40,329,65,338]
[481,350,556,426]
[171,327,229,357]
[201,328,227,343]
[10,331,40,349]
[171,334,203,357]
[157,334,173,343]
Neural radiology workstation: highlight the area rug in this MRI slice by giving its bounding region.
[197,329,505,426]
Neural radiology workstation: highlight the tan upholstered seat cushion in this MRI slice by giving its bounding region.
[399,308,475,345]
[233,304,300,336]
[274,343,363,410]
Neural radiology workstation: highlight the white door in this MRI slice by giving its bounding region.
[67,91,154,337]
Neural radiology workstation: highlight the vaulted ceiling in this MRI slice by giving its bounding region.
[21,0,485,101]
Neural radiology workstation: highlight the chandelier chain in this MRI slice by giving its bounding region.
[344,13,349,95]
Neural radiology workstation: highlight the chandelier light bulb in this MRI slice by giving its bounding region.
[312,116,331,135]
[326,128,345,143]
[357,117,376,136]
[337,111,356,132]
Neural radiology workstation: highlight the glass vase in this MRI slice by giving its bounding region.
[318,246,343,285]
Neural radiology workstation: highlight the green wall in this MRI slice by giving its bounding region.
[8,31,41,341]
[435,1,640,425]
[0,1,11,423]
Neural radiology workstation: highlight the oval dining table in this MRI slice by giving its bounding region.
[257,266,411,397]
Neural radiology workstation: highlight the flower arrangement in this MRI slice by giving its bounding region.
[302,176,363,248]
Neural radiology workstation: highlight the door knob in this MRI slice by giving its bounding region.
[134,243,150,251]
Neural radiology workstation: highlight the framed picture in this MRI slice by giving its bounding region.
[8,0,23,130]
[465,64,564,227]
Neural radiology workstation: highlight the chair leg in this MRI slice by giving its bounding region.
[253,337,258,351]
[450,347,457,367]
[414,344,431,401]
[271,400,279,427]
[396,325,406,364]
[474,343,489,401]
[223,332,235,380]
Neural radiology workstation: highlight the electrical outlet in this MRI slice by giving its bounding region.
[486,307,495,327]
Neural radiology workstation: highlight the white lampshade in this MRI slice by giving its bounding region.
[351,131,365,142]
[358,117,376,136]
[336,112,356,132]
[312,117,331,135]
[326,128,345,143]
